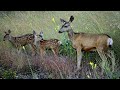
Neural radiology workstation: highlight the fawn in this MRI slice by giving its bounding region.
[58,16,113,73]
[3,30,37,56]
[34,31,62,59]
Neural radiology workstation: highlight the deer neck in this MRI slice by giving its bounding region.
[34,35,38,45]
[9,36,16,45]
[67,29,75,42]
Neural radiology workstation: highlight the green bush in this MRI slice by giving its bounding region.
[2,69,16,79]
[59,39,76,58]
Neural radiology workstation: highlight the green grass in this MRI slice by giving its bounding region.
[0,11,120,79]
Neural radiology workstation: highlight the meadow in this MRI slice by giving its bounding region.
[0,11,120,79]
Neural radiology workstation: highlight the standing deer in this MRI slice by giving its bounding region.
[3,29,37,56]
[34,31,62,59]
[58,16,113,72]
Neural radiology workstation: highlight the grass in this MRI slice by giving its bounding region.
[0,11,120,79]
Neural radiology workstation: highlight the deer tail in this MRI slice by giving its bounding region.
[107,38,113,48]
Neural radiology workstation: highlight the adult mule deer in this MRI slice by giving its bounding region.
[58,16,113,73]
[3,30,37,56]
[34,31,62,59]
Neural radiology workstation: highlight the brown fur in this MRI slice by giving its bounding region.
[71,32,109,52]
[59,16,113,72]
[34,31,61,59]
[38,39,61,59]
[3,30,37,56]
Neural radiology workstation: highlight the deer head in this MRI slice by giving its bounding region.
[3,29,11,41]
[33,30,44,45]
[58,16,74,33]
[39,31,43,40]
[36,31,44,40]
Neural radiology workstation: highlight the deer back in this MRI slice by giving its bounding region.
[72,33,110,51]
[39,39,61,48]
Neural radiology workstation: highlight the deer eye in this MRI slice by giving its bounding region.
[64,26,68,28]
[39,35,43,37]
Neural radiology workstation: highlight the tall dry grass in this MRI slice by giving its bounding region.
[0,11,120,79]
[0,44,117,79]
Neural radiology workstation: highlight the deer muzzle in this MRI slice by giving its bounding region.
[58,31,63,33]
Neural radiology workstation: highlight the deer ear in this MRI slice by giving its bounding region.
[40,31,43,37]
[8,30,11,33]
[40,31,43,34]
[69,16,74,22]
[33,30,36,35]
[4,31,7,34]
[60,18,66,23]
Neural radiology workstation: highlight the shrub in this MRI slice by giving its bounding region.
[2,69,16,79]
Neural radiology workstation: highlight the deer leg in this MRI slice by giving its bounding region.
[42,46,46,56]
[31,44,37,56]
[17,49,20,54]
[17,47,22,54]
[54,47,59,56]
[105,49,115,73]
[77,48,82,70]
[40,48,43,59]
[40,48,46,59]
[110,51,115,72]
[97,48,107,75]
[52,48,59,60]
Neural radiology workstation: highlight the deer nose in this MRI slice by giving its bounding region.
[3,38,5,41]
[58,31,62,33]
